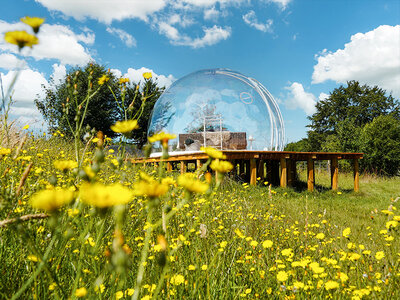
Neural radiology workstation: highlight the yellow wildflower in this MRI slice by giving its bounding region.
[315,233,325,240]
[53,160,78,171]
[188,265,196,270]
[386,220,398,229]
[111,120,139,133]
[170,274,185,285]
[250,240,258,247]
[20,16,45,33]
[177,173,209,193]
[30,189,74,211]
[4,30,38,49]
[80,183,133,208]
[293,281,305,289]
[338,272,349,282]
[75,287,87,298]
[127,288,134,296]
[375,251,385,260]
[132,180,169,198]
[210,159,233,173]
[0,148,12,156]
[22,124,30,130]
[325,280,339,290]
[143,72,152,79]
[161,177,176,186]
[27,254,39,262]
[342,227,351,238]
[148,131,176,147]
[98,74,109,85]
[115,291,124,299]
[276,271,288,282]
[262,240,273,248]
[201,264,208,271]
[220,241,228,248]
[201,146,226,159]
[119,77,130,84]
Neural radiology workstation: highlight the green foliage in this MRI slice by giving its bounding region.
[360,115,400,176]
[35,63,163,148]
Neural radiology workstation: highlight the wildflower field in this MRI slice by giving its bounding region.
[1,17,400,300]
[0,134,399,299]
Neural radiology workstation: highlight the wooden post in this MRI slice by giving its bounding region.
[239,160,245,178]
[250,159,257,185]
[180,161,186,174]
[331,157,339,191]
[288,160,296,187]
[196,159,202,170]
[307,158,314,192]
[167,162,172,172]
[354,159,359,192]
[280,158,287,188]
[257,159,265,181]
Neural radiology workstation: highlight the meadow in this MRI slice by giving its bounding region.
[0,134,399,299]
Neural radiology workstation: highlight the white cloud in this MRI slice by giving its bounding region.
[319,92,329,101]
[35,0,167,24]
[312,25,400,98]
[1,69,48,104]
[0,21,94,66]
[159,23,231,48]
[243,10,273,33]
[284,82,317,115]
[124,67,175,88]
[106,27,136,48]
[0,53,26,70]
[204,6,220,21]
[268,0,292,10]
[110,68,122,78]
[51,64,67,85]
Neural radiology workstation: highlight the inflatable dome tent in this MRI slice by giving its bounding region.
[148,69,285,152]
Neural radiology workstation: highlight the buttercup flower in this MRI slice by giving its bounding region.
[210,159,233,173]
[178,173,209,194]
[143,72,152,79]
[201,146,226,159]
[54,160,78,171]
[80,183,133,208]
[4,31,38,49]
[111,120,139,133]
[30,189,74,211]
[20,16,45,33]
[98,74,109,85]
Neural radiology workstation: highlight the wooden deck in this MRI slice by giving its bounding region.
[131,151,363,192]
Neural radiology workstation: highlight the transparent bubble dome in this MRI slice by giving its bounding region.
[148,69,285,152]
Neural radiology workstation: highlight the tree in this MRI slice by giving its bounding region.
[35,63,164,148]
[360,115,400,176]
[307,81,400,150]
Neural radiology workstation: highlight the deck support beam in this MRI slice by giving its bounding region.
[180,161,186,174]
[331,157,339,191]
[280,158,287,188]
[307,158,315,192]
[250,158,257,185]
[354,159,359,192]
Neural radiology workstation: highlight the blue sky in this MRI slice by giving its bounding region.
[0,0,399,143]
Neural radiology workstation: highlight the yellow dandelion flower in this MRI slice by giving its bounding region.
[325,280,339,290]
[98,74,109,85]
[201,146,226,159]
[201,264,208,271]
[119,77,130,84]
[30,189,74,211]
[27,254,39,262]
[170,274,185,285]
[115,291,124,299]
[111,120,139,133]
[262,240,273,248]
[20,16,45,33]
[375,251,385,260]
[220,241,228,248]
[386,220,398,229]
[342,227,351,238]
[250,240,258,247]
[161,177,176,186]
[276,271,288,282]
[210,159,233,173]
[53,160,78,171]
[0,148,12,156]
[177,173,209,193]
[148,131,176,147]
[80,183,133,208]
[143,72,152,79]
[75,287,87,298]
[315,233,325,240]
[127,288,134,296]
[188,265,196,270]
[338,272,349,282]
[132,180,169,198]
[4,30,38,49]
[22,124,30,130]
[393,215,400,221]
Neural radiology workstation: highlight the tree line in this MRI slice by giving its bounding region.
[286,81,400,176]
